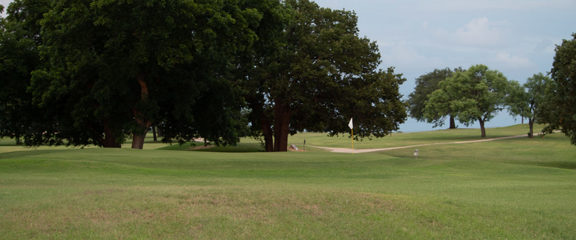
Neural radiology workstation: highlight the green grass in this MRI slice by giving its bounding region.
[159,141,264,152]
[1,124,575,239]
[287,124,545,150]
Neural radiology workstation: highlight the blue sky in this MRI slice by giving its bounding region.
[315,0,575,131]
[2,0,575,131]
[314,0,574,89]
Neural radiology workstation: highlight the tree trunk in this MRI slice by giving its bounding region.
[131,129,148,149]
[262,117,274,152]
[528,118,534,138]
[449,115,456,129]
[102,122,121,148]
[273,102,290,152]
[479,118,486,138]
[102,137,121,148]
[15,133,22,145]
[152,126,158,142]
[157,127,164,138]
[132,74,152,149]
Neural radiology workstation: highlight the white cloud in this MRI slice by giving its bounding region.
[379,41,443,72]
[419,0,576,12]
[532,39,558,55]
[421,21,430,29]
[426,17,513,51]
[495,52,533,68]
[454,17,504,47]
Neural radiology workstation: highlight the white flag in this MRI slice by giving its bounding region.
[348,118,353,129]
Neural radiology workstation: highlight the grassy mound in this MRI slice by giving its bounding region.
[1,124,575,239]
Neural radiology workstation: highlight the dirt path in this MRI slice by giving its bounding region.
[310,134,528,154]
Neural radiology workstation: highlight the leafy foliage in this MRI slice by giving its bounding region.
[549,33,576,144]
[407,68,458,128]
[0,0,51,145]
[24,0,261,148]
[425,65,509,137]
[245,0,406,151]
[506,73,553,137]
[1,0,406,150]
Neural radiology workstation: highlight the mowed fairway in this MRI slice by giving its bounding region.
[1,125,575,239]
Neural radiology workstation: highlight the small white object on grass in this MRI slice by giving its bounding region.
[413,149,419,158]
[289,144,299,151]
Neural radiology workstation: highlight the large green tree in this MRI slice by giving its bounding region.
[506,73,553,137]
[28,0,261,149]
[0,0,51,145]
[425,64,509,137]
[407,68,458,129]
[548,33,576,144]
[242,0,292,152]
[245,0,406,152]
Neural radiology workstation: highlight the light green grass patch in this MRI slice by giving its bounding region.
[1,125,575,239]
[288,124,544,150]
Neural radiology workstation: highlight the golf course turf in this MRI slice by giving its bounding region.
[1,125,575,239]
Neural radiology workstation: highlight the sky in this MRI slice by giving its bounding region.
[2,0,575,132]
[0,0,8,14]
[313,0,576,131]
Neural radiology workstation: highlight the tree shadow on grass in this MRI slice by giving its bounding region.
[0,150,60,160]
[537,162,576,170]
[158,142,264,153]
[193,143,264,153]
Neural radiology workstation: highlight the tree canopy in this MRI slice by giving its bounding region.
[21,0,262,149]
[1,0,406,150]
[0,0,50,145]
[244,0,406,151]
[506,73,553,137]
[407,68,458,129]
[548,33,576,144]
[425,64,509,137]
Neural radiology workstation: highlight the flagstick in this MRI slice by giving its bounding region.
[351,127,354,149]
[348,117,354,149]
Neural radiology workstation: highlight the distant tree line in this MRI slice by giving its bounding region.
[408,34,576,143]
[0,0,407,151]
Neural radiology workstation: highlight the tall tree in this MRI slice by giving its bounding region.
[242,0,292,152]
[245,0,406,152]
[29,0,261,149]
[506,80,530,127]
[0,0,51,145]
[548,33,576,144]
[407,68,458,129]
[425,64,509,137]
[506,73,553,138]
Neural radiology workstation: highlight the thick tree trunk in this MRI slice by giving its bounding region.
[131,129,148,149]
[479,118,486,138]
[528,118,534,138]
[273,102,290,152]
[102,124,121,148]
[132,74,152,149]
[449,115,456,129]
[262,117,274,152]
[102,138,121,148]
[152,126,158,142]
